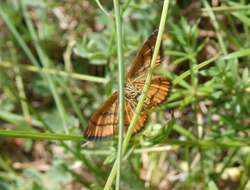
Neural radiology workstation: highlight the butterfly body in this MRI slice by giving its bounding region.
[125,80,141,100]
[84,31,171,140]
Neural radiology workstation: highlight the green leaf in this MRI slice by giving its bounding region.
[221,49,250,60]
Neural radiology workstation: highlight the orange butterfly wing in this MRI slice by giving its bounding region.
[127,30,161,82]
[124,99,148,134]
[84,93,148,140]
[84,92,118,140]
[134,77,171,110]
[122,77,170,135]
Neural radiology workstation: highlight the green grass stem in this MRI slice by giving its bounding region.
[113,0,125,189]
[0,61,107,83]
[201,5,250,13]
[0,130,82,141]
[95,0,110,17]
[9,43,31,124]
[0,130,249,148]
[173,53,220,86]
[202,0,227,54]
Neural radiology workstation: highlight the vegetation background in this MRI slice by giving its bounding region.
[0,0,250,189]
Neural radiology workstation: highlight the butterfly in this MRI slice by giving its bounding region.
[84,31,171,140]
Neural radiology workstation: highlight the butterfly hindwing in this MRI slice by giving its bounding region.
[124,99,148,134]
[84,92,118,140]
[134,77,171,110]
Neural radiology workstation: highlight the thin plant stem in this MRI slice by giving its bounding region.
[104,1,170,189]
[113,0,125,189]
[0,130,249,148]
[95,0,110,17]
[0,61,107,84]
[63,39,75,72]
[202,0,227,54]
[201,5,250,13]
[172,54,220,86]
[62,40,88,129]
[0,130,82,141]
[14,64,31,123]
[0,110,43,127]
[121,0,132,14]
[8,42,31,124]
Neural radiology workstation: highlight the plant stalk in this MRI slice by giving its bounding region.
[113,0,125,189]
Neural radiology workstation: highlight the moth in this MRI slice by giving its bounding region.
[84,31,171,140]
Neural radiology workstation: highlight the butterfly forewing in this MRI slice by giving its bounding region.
[84,92,118,140]
[127,30,161,82]
[84,94,149,140]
